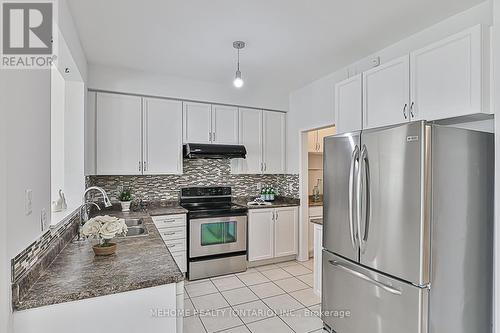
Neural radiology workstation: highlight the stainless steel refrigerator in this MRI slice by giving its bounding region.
[322,121,493,333]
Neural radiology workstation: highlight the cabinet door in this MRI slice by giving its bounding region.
[85,91,96,176]
[143,98,182,175]
[274,207,298,257]
[308,131,318,153]
[317,126,336,152]
[363,55,410,129]
[248,209,274,261]
[236,108,263,174]
[183,102,212,143]
[335,74,363,134]
[263,111,286,174]
[212,105,238,144]
[410,25,484,121]
[96,93,142,175]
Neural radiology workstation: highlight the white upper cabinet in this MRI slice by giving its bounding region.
[237,108,263,174]
[263,111,286,174]
[143,98,183,175]
[410,25,488,121]
[308,131,319,153]
[96,93,143,175]
[363,55,410,129]
[335,74,363,134]
[317,127,336,152]
[183,102,212,144]
[211,105,239,144]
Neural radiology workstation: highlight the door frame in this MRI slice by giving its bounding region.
[298,124,335,261]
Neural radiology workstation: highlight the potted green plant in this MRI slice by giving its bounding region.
[118,189,132,212]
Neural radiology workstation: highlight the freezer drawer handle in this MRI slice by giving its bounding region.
[328,260,402,295]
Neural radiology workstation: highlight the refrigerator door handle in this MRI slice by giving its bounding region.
[348,145,360,250]
[328,260,402,296]
[358,145,371,253]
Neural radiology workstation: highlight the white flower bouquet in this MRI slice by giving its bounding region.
[81,215,128,255]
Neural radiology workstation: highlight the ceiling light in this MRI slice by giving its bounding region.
[233,41,245,88]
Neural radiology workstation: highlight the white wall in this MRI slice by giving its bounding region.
[88,64,289,111]
[287,1,493,173]
[0,72,12,333]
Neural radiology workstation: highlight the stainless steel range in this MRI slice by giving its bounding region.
[180,187,248,280]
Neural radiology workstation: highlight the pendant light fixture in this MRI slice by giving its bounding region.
[233,41,245,88]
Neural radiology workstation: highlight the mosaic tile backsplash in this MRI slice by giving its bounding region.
[87,159,299,201]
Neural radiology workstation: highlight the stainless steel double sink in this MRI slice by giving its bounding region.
[116,218,148,238]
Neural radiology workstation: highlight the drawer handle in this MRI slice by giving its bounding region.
[164,232,176,236]
[328,260,402,295]
[169,244,176,247]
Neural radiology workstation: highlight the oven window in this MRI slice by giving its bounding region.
[201,221,237,246]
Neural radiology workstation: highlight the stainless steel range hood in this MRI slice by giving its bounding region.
[183,143,247,159]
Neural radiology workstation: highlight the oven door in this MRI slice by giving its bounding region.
[189,215,247,258]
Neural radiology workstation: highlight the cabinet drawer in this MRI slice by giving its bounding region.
[309,206,323,218]
[152,215,186,229]
[172,252,187,273]
[159,227,186,241]
[165,238,186,252]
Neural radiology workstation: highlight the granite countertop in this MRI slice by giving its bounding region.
[309,195,323,207]
[310,218,323,225]
[145,201,188,216]
[233,196,300,209]
[14,208,184,311]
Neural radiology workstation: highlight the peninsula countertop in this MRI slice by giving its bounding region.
[14,208,185,311]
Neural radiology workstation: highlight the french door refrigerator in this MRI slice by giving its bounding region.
[322,121,493,333]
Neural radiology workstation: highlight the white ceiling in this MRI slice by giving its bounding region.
[68,0,486,93]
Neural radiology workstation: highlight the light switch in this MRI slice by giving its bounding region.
[25,189,32,215]
[41,208,48,231]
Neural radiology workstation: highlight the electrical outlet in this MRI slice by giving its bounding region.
[40,208,48,231]
[256,183,262,191]
[25,189,32,215]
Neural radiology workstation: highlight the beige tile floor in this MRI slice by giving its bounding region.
[183,259,325,333]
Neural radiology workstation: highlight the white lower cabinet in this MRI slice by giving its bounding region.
[248,207,298,262]
[313,224,323,296]
[152,214,187,273]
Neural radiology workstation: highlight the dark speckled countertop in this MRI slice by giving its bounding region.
[233,196,300,209]
[14,207,185,311]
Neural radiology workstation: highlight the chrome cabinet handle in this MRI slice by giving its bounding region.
[348,145,359,251]
[164,232,176,236]
[402,103,408,120]
[410,102,415,118]
[329,260,402,295]
[209,132,212,142]
[213,132,216,142]
[139,161,142,172]
[170,244,176,248]
[143,161,147,172]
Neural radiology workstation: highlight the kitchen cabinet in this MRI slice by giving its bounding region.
[263,111,286,174]
[313,223,322,296]
[248,207,298,262]
[96,93,143,175]
[309,127,335,153]
[236,108,263,174]
[85,91,96,175]
[183,102,212,144]
[410,25,489,121]
[211,105,239,144]
[152,214,187,273]
[363,55,410,129]
[142,97,183,175]
[95,92,182,175]
[183,102,239,144]
[335,74,363,134]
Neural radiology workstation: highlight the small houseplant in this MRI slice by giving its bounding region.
[118,189,132,212]
[81,215,128,256]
